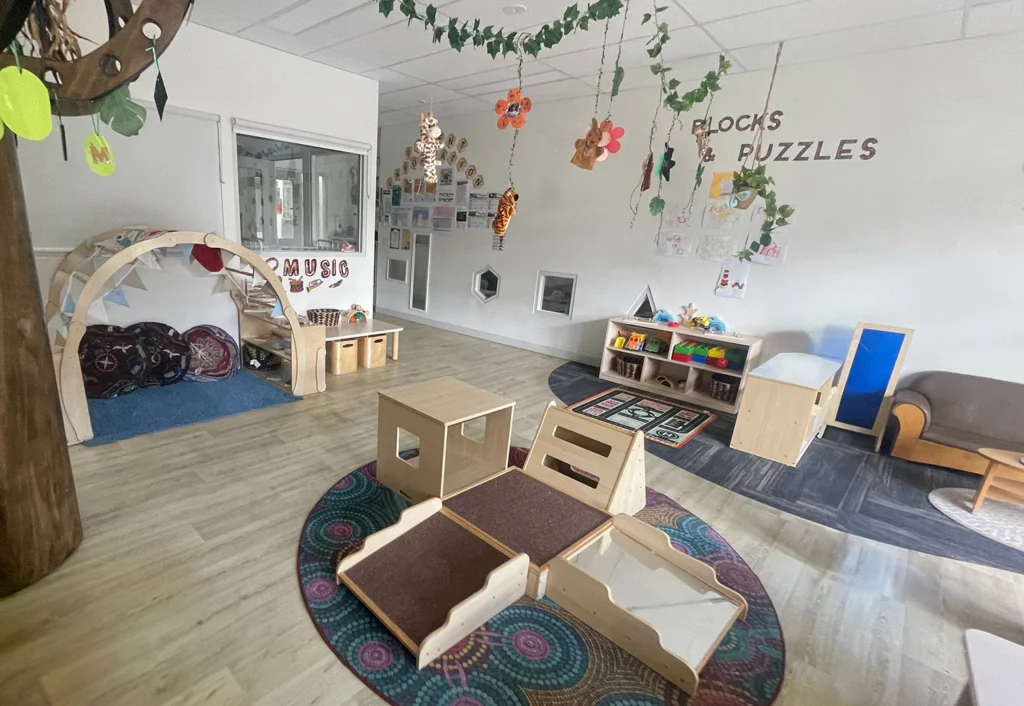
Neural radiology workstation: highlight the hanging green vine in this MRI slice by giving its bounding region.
[378,0,626,59]
[733,166,794,262]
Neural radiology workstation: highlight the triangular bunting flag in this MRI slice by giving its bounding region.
[270,300,283,318]
[178,243,194,260]
[135,251,162,271]
[87,298,109,325]
[120,268,147,291]
[103,286,130,307]
[61,291,76,315]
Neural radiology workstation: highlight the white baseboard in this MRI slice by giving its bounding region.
[375,307,601,368]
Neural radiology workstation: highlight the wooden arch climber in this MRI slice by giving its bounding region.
[50,229,327,445]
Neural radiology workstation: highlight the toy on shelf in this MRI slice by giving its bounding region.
[625,331,647,351]
[672,342,694,362]
[652,309,680,325]
[342,304,367,323]
[644,338,663,354]
[708,346,729,368]
[692,344,710,365]
[689,315,727,334]
[655,375,677,389]
[612,333,627,349]
[681,302,698,326]
[725,348,747,371]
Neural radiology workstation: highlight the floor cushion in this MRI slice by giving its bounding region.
[184,325,240,381]
[78,325,148,399]
[127,322,191,388]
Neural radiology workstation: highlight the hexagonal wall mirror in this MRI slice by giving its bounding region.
[473,266,500,303]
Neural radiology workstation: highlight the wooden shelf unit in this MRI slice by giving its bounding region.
[237,309,326,396]
[599,318,763,414]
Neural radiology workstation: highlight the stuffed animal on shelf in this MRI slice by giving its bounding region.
[415,112,443,183]
[570,118,606,170]
[491,187,518,237]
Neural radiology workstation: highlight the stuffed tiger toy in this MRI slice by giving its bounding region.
[491,187,519,237]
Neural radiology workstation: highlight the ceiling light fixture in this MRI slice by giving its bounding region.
[503,4,527,15]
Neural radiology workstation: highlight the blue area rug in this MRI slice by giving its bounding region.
[549,361,1024,574]
[84,371,295,445]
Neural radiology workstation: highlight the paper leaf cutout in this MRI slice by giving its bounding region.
[98,86,147,137]
[611,65,625,98]
[650,196,666,216]
[154,72,168,120]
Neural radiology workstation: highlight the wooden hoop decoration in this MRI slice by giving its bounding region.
[0,0,191,115]
[57,231,314,444]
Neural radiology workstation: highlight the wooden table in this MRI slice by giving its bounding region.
[324,318,402,360]
[376,377,514,503]
[730,353,841,467]
[973,448,1024,512]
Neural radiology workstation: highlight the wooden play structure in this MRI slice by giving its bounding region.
[45,228,326,445]
[342,382,747,696]
[0,0,191,595]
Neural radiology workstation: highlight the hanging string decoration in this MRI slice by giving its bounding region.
[147,36,168,120]
[22,0,82,62]
[84,112,115,176]
[493,41,527,249]
[734,43,795,262]
[571,118,606,170]
[415,111,443,183]
[595,0,630,162]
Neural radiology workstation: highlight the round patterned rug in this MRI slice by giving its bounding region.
[298,448,785,705]
[929,487,1024,553]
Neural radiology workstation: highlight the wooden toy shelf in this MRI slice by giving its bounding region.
[599,318,763,414]
[237,308,326,396]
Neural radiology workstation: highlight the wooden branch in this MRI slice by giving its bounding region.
[0,0,191,103]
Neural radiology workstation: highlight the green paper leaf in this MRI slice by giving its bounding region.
[641,12,652,24]
[695,163,705,188]
[425,4,437,24]
[650,196,665,216]
[759,233,773,246]
[379,0,394,17]
[97,86,146,137]
[648,43,662,58]
[433,26,445,42]
[611,65,625,97]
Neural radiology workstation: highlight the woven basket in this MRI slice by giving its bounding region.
[709,373,738,403]
[306,308,341,326]
[614,355,643,380]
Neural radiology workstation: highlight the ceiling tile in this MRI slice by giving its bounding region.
[673,0,810,24]
[294,2,405,51]
[730,11,963,69]
[318,23,447,67]
[703,0,965,49]
[437,0,545,31]
[389,48,550,83]
[188,5,255,34]
[238,24,323,56]
[541,2,695,58]
[379,110,421,127]
[966,1,1024,37]
[426,96,494,118]
[363,68,427,94]
[202,0,303,26]
[271,0,368,34]
[578,52,726,90]
[460,70,569,97]
[378,84,467,111]
[511,77,594,103]
[305,45,388,74]
[438,61,557,90]
[541,27,717,79]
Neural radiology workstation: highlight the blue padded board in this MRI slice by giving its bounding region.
[835,328,906,430]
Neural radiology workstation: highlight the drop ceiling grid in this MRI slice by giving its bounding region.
[189,0,1008,120]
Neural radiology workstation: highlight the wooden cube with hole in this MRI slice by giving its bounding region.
[376,376,515,503]
[444,402,646,598]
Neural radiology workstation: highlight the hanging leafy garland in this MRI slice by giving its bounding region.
[377,0,625,59]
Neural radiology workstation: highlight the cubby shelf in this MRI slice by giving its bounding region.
[599,318,763,415]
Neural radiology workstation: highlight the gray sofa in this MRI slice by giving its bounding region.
[891,371,1024,474]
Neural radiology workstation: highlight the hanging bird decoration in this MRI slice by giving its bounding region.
[491,186,518,241]
[415,112,443,183]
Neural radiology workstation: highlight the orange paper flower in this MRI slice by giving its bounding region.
[495,88,532,129]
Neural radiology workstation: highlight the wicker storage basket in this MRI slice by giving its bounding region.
[614,355,644,380]
[709,373,738,404]
[306,308,341,326]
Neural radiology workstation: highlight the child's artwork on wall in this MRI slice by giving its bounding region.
[389,228,401,250]
[411,206,431,228]
[714,259,750,299]
[703,199,742,230]
[750,239,787,266]
[391,208,412,228]
[709,171,734,199]
[697,232,736,262]
[401,229,412,250]
[658,230,694,257]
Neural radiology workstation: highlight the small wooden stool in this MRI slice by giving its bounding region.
[973,448,1024,513]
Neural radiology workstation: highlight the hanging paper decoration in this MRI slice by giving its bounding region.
[103,286,130,308]
[458,137,468,152]
[0,45,52,141]
[491,187,518,248]
[495,88,531,130]
[415,112,443,183]
[147,37,168,120]
[658,144,676,181]
[191,243,225,273]
[640,152,654,191]
[84,132,115,176]
[270,300,284,318]
[178,243,194,260]
[119,268,147,291]
[595,120,624,163]
[570,118,606,170]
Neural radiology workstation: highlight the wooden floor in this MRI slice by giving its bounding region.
[1,319,1022,705]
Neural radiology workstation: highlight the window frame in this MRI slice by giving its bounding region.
[472,265,501,304]
[230,118,373,256]
[386,257,409,283]
[409,231,432,313]
[535,271,578,319]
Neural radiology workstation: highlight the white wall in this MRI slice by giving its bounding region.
[24,6,379,330]
[377,33,1024,381]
